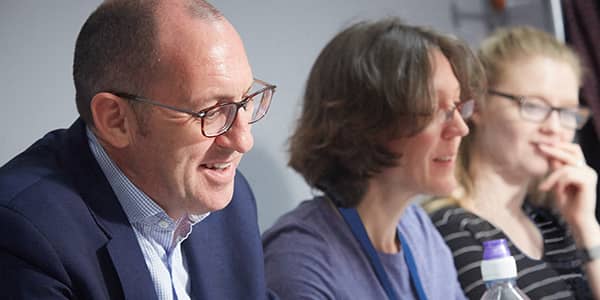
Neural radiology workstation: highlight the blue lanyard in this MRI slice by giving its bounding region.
[338,206,428,300]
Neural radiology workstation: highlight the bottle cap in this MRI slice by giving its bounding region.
[483,239,511,259]
[481,239,517,281]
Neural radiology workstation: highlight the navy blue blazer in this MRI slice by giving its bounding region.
[0,119,270,299]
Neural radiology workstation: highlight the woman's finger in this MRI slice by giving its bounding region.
[537,143,585,167]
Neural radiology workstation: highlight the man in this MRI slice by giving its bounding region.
[0,1,276,299]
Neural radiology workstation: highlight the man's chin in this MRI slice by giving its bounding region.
[197,189,235,213]
[213,196,234,211]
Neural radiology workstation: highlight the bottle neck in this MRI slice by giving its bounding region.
[484,278,517,289]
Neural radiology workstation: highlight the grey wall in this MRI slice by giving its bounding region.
[0,0,556,231]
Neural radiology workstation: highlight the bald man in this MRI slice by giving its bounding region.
[0,1,276,299]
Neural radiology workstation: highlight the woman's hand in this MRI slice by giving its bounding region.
[537,141,599,246]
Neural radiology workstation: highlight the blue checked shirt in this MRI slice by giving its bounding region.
[87,128,209,300]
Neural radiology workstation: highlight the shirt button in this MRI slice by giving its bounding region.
[158,220,169,229]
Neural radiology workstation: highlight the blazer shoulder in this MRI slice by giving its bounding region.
[0,128,75,205]
[0,124,92,222]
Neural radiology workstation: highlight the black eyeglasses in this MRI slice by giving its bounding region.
[439,99,475,123]
[110,79,276,137]
[488,90,590,130]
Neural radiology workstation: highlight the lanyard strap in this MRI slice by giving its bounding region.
[398,233,428,300]
[338,206,428,300]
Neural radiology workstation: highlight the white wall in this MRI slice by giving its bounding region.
[0,0,555,231]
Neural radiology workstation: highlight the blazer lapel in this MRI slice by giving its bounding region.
[64,120,158,300]
[183,226,208,299]
[105,222,158,300]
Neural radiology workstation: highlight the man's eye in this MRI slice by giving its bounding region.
[204,108,222,120]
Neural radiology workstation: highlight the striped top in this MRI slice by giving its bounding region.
[429,201,592,299]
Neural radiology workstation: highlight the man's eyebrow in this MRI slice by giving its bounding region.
[193,80,256,107]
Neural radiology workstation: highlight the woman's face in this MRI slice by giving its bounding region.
[473,55,579,179]
[380,50,469,197]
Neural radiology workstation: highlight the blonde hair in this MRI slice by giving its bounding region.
[457,26,583,207]
[479,26,582,88]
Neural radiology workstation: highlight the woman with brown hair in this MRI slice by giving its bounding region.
[427,26,598,299]
[262,18,485,299]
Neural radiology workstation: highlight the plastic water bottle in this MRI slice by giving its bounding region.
[480,239,530,300]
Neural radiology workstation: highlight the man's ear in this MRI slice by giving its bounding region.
[90,92,133,148]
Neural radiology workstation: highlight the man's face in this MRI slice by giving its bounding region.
[119,18,254,219]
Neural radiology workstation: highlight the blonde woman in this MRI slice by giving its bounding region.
[426,26,598,299]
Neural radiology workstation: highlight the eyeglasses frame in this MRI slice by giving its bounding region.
[107,78,276,137]
[441,99,475,122]
[488,89,590,130]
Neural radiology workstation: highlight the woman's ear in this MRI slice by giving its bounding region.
[90,92,132,148]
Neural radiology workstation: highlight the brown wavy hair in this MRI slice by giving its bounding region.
[288,18,486,207]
